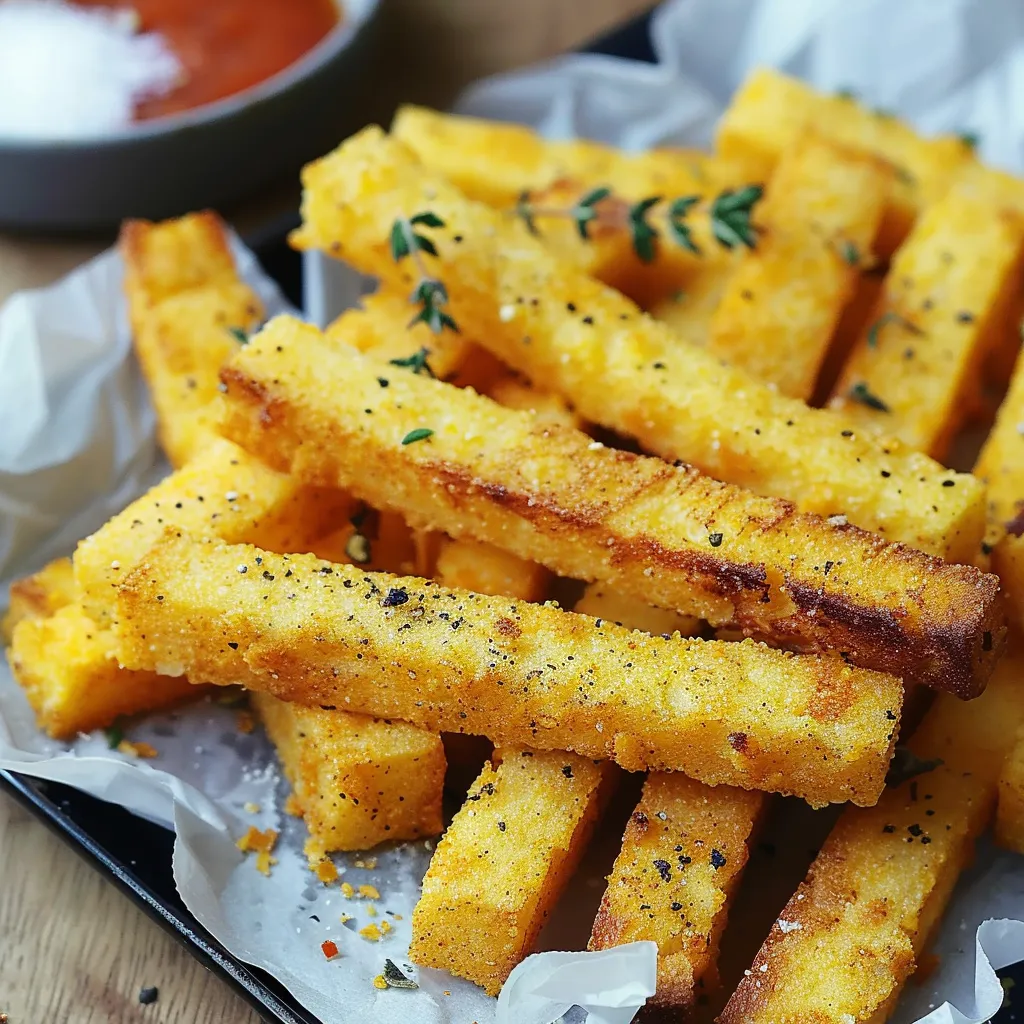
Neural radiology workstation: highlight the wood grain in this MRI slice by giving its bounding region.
[0,2,651,1020]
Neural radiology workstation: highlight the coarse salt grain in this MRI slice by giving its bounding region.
[0,0,180,140]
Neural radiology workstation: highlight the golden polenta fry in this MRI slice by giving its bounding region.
[73,436,351,625]
[113,536,902,806]
[831,189,1024,459]
[409,748,614,995]
[217,317,1003,696]
[590,773,764,1011]
[715,68,973,257]
[975,345,1024,547]
[290,127,985,562]
[994,534,1024,635]
[720,645,1024,1023]
[121,213,264,468]
[7,604,195,738]
[996,724,1024,854]
[1,556,77,641]
[582,589,760,1010]
[707,134,890,399]
[254,692,445,858]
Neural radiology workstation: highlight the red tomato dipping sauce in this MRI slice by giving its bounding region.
[78,0,340,120]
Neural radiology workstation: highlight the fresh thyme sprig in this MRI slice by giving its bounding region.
[512,184,762,264]
[389,212,458,335]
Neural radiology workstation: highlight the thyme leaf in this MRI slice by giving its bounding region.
[709,185,763,250]
[848,381,891,412]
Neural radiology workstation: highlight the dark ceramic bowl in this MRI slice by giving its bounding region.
[0,0,379,232]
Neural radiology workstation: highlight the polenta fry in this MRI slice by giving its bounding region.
[7,605,195,738]
[573,582,701,639]
[113,535,902,806]
[1,556,77,641]
[707,133,890,399]
[590,773,764,1011]
[217,316,1004,696]
[830,189,1024,459]
[121,213,265,468]
[720,644,1024,1023]
[254,693,445,858]
[290,127,985,562]
[409,748,614,994]
[715,68,973,257]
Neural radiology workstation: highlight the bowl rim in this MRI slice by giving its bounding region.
[0,0,379,153]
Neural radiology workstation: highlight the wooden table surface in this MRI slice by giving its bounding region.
[0,2,651,1021]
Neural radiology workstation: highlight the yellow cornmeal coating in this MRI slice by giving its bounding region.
[121,212,264,469]
[831,188,1024,460]
[7,604,194,738]
[1,556,77,641]
[254,693,444,858]
[216,316,1002,697]
[996,724,1024,854]
[409,748,613,995]
[114,536,901,807]
[290,126,984,562]
[590,773,763,1010]
[708,133,890,400]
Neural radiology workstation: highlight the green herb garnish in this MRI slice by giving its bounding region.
[839,240,860,267]
[388,346,435,377]
[389,212,458,335]
[709,185,763,250]
[627,196,662,263]
[510,184,762,261]
[382,959,418,990]
[866,311,924,349]
[958,131,980,150]
[401,427,434,446]
[835,87,858,100]
[885,746,943,787]
[226,326,250,345]
[571,187,613,240]
[666,195,701,255]
[848,381,891,412]
[105,717,127,749]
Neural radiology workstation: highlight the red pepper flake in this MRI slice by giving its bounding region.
[322,940,340,960]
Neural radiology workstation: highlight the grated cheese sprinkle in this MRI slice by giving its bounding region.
[0,0,180,140]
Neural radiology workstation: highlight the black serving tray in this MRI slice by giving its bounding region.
[4,8,1022,1022]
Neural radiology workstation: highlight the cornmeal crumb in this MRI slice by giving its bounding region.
[354,857,378,870]
[373,974,388,990]
[366,903,378,917]
[236,710,256,734]
[380,920,392,936]
[117,740,158,759]
[255,851,277,876]
[341,882,355,898]
[315,859,339,884]
[360,923,382,942]
[243,802,261,814]
[359,884,380,899]
[236,826,278,855]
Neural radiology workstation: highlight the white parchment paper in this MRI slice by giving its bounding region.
[7,1,1024,1021]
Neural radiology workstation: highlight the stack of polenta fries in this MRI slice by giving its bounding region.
[9,67,1024,1020]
